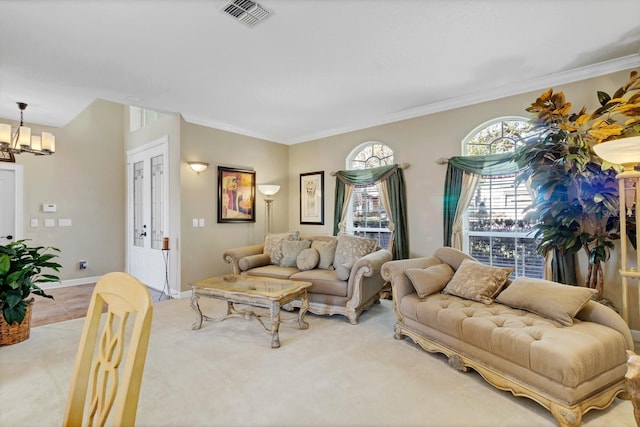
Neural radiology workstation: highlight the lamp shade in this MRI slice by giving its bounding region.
[592,136,640,169]
[258,184,280,196]
[0,124,11,144]
[188,161,209,174]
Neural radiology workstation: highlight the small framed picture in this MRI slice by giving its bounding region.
[218,166,256,223]
[300,171,324,225]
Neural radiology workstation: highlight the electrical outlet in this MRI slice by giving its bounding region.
[79,260,88,270]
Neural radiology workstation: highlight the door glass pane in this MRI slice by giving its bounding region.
[133,160,144,247]
[150,154,164,250]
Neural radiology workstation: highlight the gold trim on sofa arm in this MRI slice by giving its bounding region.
[394,322,629,427]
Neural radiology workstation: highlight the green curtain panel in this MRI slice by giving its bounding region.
[333,164,409,260]
[551,248,578,286]
[443,163,463,247]
[443,152,518,246]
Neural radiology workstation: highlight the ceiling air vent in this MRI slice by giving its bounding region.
[221,0,270,28]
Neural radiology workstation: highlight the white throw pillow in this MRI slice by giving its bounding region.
[296,248,320,271]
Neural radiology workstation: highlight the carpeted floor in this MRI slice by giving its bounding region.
[1,297,636,426]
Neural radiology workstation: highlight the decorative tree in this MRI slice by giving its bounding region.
[515,71,640,299]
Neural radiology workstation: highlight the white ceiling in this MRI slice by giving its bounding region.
[1,0,639,145]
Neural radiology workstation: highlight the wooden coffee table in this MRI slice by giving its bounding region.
[190,274,311,348]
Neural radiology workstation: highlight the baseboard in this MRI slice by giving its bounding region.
[40,276,102,290]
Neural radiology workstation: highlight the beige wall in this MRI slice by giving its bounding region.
[11,99,125,281]
[179,122,287,290]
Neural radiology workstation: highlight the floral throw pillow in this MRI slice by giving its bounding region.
[442,259,513,304]
[333,234,378,280]
[263,231,299,265]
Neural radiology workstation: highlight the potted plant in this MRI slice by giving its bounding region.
[0,240,61,345]
[514,70,640,300]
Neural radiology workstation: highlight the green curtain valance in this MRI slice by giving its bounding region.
[334,164,399,186]
[333,164,409,260]
[448,152,518,176]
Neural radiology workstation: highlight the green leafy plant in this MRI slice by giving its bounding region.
[515,71,640,299]
[0,240,61,325]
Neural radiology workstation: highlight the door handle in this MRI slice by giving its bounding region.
[140,231,147,237]
[1,235,13,240]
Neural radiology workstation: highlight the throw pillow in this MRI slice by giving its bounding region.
[311,239,338,270]
[263,231,300,265]
[335,265,351,281]
[333,234,378,279]
[496,277,596,326]
[297,248,320,271]
[442,259,513,305]
[280,240,312,268]
[405,264,455,298]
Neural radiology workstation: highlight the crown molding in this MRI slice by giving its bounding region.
[181,113,284,145]
[284,54,640,145]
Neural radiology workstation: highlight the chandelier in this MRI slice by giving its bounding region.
[0,102,55,155]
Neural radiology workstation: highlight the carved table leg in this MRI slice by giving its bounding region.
[190,294,203,330]
[298,291,310,330]
[270,301,281,349]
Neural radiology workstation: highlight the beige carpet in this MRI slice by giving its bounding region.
[0,297,636,426]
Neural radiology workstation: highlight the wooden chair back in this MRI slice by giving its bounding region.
[63,272,153,426]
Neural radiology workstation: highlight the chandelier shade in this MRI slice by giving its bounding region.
[0,102,56,156]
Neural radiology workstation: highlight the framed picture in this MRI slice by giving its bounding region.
[300,171,324,225]
[218,166,256,223]
[0,151,15,163]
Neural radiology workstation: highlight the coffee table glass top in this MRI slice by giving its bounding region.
[191,274,311,298]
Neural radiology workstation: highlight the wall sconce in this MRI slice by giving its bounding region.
[188,161,209,174]
[258,184,280,234]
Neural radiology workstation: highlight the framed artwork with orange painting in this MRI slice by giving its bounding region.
[218,166,256,223]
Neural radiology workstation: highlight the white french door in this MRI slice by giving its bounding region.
[126,138,169,291]
[0,164,23,245]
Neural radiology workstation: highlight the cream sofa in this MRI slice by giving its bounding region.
[381,247,633,427]
[223,233,392,324]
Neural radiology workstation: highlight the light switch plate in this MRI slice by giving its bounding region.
[44,219,55,227]
[198,218,205,227]
[192,218,199,227]
[42,203,57,212]
[59,219,72,227]
[30,219,39,227]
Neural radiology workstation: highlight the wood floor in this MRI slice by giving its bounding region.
[31,284,170,327]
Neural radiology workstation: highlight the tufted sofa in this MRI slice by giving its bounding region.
[381,247,634,427]
[223,233,392,324]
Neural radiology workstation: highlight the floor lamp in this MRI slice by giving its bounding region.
[593,136,640,325]
[258,184,280,234]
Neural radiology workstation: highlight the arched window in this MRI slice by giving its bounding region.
[463,117,544,278]
[345,142,394,248]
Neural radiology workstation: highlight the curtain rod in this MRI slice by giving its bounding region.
[330,163,410,176]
